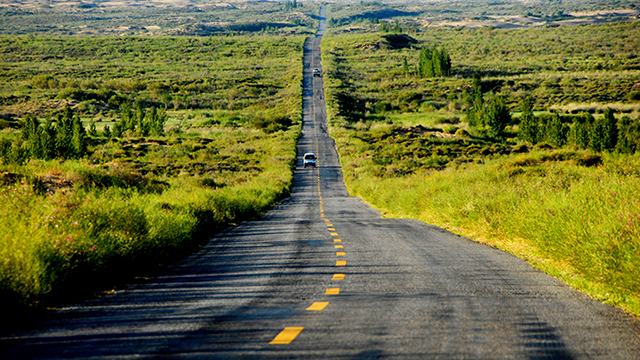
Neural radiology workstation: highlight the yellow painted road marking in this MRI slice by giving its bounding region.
[270,327,304,344]
[335,245,343,249]
[334,239,342,242]
[336,260,346,266]
[336,251,346,256]
[332,273,345,280]
[306,302,329,311]
[325,288,340,295]
[330,232,338,236]
[326,224,333,227]
[321,213,325,217]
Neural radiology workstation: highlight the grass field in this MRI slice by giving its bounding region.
[322,14,640,317]
[0,0,320,36]
[0,34,304,311]
[333,124,640,317]
[1,0,640,318]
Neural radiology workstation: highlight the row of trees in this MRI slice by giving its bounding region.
[418,46,452,78]
[465,75,512,138]
[283,0,300,10]
[112,101,166,138]
[18,107,87,161]
[0,103,167,165]
[519,104,640,154]
[463,75,639,154]
[0,108,87,165]
[380,20,404,33]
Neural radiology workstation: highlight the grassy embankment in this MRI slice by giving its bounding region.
[322,22,640,317]
[0,34,304,312]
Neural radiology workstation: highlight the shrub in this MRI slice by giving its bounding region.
[443,125,457,134]
[454,128,469,137]
[512,143,529,153]
[250,114,293,133]
[32,75,59,89]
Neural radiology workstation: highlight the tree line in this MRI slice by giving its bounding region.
[0,103,167,165]
[519,103,640,154]
[112,101,167,138]
[380,20,403,33]
[418,46,452,78]
[464,74,511,139]
[400,45,452,79]
[464,74,640,154]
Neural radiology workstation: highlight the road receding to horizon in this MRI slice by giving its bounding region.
[1,6,640,359]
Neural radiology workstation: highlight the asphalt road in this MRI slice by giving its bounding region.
[2,7,640,359]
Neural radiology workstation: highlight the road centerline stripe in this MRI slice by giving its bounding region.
[335,245,344,249]
[336,251,346,256]
[306,302,329,311]
[330,232,338,236]
[334,239,342,242]
[270,327,304,344]
[332,274,345,280]
[325,288,340,295]
[336,260,346,266]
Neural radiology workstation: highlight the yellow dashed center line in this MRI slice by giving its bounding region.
[328,228,335,231]
[330,232,338,236]
[335,245,343,249]
[333,239,342,242]
[325,288,340,295]
[306,302,329,311]
[270,327,304,344]
[336,251,346,256]
[332,273,345,280]
[336,260,346,266]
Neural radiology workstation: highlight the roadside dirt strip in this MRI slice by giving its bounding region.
[2,6,640,359]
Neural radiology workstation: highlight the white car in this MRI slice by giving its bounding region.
[303,153,317,167]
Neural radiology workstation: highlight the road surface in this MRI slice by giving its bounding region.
[2,6,639,359]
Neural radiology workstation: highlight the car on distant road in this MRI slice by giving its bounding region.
[313,68,322,77]
[303,153,317,167]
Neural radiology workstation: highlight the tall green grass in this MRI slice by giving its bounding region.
[0,32,304,314]
[334,124,640,316]
[0,127,298,311]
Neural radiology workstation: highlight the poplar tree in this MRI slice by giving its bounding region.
[72,115,87,158]
[485,95,511,139]
[418,46,451,78]
[601,108,618,151]
[518,97,538,144]
[616,116,640,154]
[569,112,593,150]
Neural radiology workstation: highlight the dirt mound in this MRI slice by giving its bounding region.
[380,34,418,49]
[355,34,418,51]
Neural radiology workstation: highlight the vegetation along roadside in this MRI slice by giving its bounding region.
[323,9,640,317]
[0,33,304,316]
